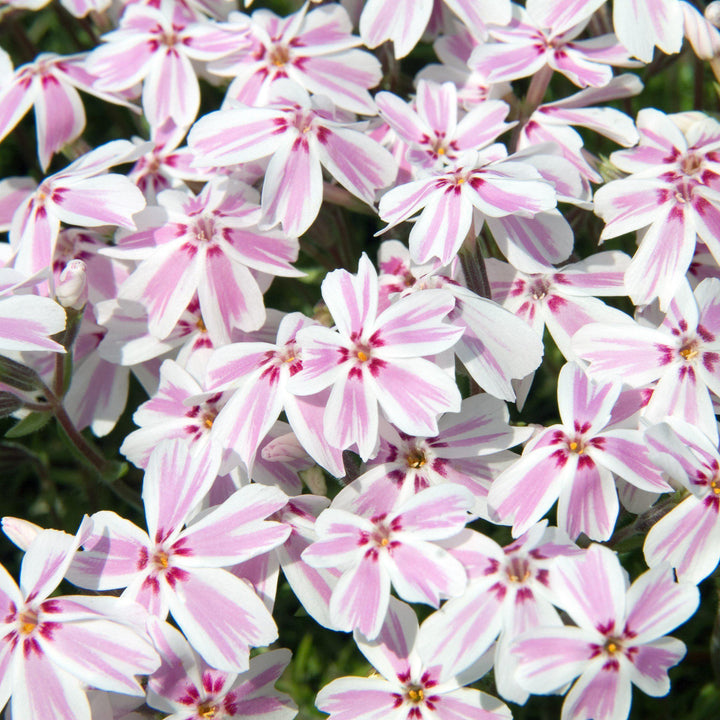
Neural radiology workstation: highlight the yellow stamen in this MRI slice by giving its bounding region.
[711,480,720,495]
[606,642,617,654]
[679,346,697,361]
[357,350,369,362]
[569,441,578,450]
[196,316,207,333]
[204,416,214,429]
[437,147,445,155]
[156,552,169,569]
[406,449,426,469]
[380,537,389,546]
[407,688,424,702]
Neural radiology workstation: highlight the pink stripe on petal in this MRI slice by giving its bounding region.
[34,76,85,171]
[628,638,686,696]
[408,183,473,265]
[322,253,378,339]
[624,564,699,643]
[167,567,277,672]
[262,134,322,237]
[330,556,390,638]
[41,618,158,695]
[488,445,573,537]
[142,440,219,544]
[644,496,720,584]
[562,661,630,720]
[179,484,289,565]
[552,545,627,633]
[556,461,617,542]
[318,125,397,204]
[371,357,461,437]
[12,650,90,720]
[388,539,467,606]
[324,369,378,460]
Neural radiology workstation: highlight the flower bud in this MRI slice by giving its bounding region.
[707,1,720,27]
[56,259,88,310]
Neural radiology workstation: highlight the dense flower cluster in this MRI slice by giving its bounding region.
[1,2,720,720]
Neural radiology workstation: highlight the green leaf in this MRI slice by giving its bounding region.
[5,411,52,438]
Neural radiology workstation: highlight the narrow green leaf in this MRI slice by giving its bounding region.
[5,411,52,438]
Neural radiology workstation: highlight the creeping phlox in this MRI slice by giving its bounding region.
[0,2,719,720]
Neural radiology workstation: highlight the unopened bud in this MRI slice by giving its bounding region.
[707,1,720,27]
[56,259,88,310]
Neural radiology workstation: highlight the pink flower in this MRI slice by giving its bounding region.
[514,544,699,720]
[88,2,245,129]
[302,484,474,639]
[317,599,511,720]
[471,0,632,89]
[359,0,512,58]
[488,362,670,540]
[114,177,301,343]
[643,420,720,583]
[69,440,290,672]
[209,2,382,115]
[0,52,136,171]
[0,526,159,720]
[9,140,146,275]
[594,109,720,307]
[613,0,684,61]
[146,619,297,720]
[288,254,463,460]
[573,278,720,443]
[378,147,557,267]
[189,81,397,236]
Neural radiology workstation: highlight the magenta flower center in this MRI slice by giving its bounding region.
[18,607,39,636]
[406,447,427,469]
[681,153,703,176]
[197,700,221,718]
[530,278,551,300]
[192,216,217,244]
[269,44,290,67]
[505,556,531,583]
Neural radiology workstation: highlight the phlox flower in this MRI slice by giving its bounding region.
[288,253,463,461]
[417,522,580,703]
[0,51,136,171]
[486,251,634,360]
[68,440,290,672]
[88,1,245,129]
[209,1,382,115]
[488,362,670,541]
[0,526,159,720]
[514,544,699,720]
[317,598,512,720]
[203,312,327,474]
[146,619,297,720]
[376,80,513,171]
[594,109,720,307]
[9,140,146,275]
[378,145,558,267]
[302,484,474,639]
[332,393,533,520]
[120,358,227,469]
[643,420,720,583]
[188,81,397,237]
[471,0,632,89]
[573,278,720,444]
[113,177,301,343]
